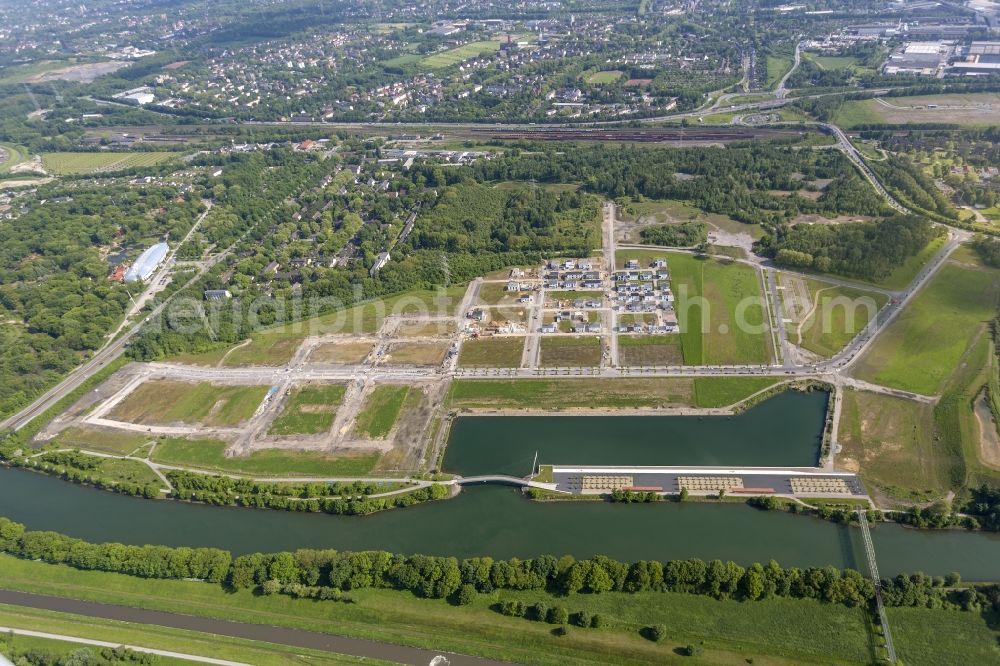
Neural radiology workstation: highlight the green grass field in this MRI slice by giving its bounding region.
[40,152,181,174]
[458,337,525,368]
[268,384,347,436]
[853,262,1000,395]
[420,40,505,68]
[0,555,887,666]
[809,55,862,71]
[0,605,390,665]
[692,377,780,408]
[617,335,683,366]
[838,390,949,501]
[109,381,269,427]
[585,70,623,84]
[833,94,1000,129]
[540,336,602,367]
[796,279,889,358]
[0,143,29,173]
[766,54,794,88]
[354,386,410,438]
[890,606,1000,666]
[665,253,772,365]
[49,427,150,456]
[151,438,378,477]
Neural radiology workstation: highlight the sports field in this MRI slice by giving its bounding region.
[41,151,181,174]
[665,253,772,365]
[109,381,269,427]
[852,261,1000,395]
[585,70,623,84]
[420,40,505,68]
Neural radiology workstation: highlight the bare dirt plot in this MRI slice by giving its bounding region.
[309,341,374,364]
[396,320,456,337]
[448,377,696,410]
[383,342,450,365]
[540,336,603,367]
[618,335,683,366]
[458,336,525,367]
[109,381,269,427]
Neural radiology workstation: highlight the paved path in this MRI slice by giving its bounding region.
[0,625,250,666]
[0,589,514,666]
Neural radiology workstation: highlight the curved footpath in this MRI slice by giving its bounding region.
[0,589,514,666]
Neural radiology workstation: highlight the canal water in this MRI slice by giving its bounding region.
[443,390,827,476]
[2,466,999,580]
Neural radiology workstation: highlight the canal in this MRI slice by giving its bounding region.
[2,466,999,580]
[443,391,827,476]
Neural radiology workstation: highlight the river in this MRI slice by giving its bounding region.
[2,466,999,579]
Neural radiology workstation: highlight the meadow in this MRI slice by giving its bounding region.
[41,151,181,174]
[151,438,378,477]
[458,337,525,367]
[268,384,347,436]
[354,385,411,438]
[539,336,603,367]
[852,261,1000,395]
[109,381,269,427]
[665,253,773,365]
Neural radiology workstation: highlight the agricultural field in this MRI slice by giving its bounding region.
[151,437,379,476]
[852,261,1000,395]
[458,336,525,368]
[539,335,603,367]
[617,335,683,366]
[665,253,773,366]
[833,94,1000,128]
[354,385,411,438]
[109,381,269,427]
[40,151,181,174]
[268,384,347,436]
[837,390,950,502]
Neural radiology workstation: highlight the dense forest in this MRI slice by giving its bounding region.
[0,182,202,420]
[756,215,939,280]
[470,143,889,228]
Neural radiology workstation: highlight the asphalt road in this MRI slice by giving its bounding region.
[0,589,515,666]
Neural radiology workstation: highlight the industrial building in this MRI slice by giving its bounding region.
[124,242,168,282]
[950,41,1000,75]
[883,41,949,76]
